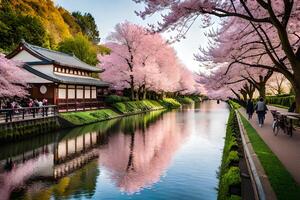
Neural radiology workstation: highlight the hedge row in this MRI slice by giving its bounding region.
[105,95,130,104]
[265,95,295,108]
[218,108,241,200]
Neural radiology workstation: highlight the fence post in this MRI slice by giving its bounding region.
[22,109,25,120]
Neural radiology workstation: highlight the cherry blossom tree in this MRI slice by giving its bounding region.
[0,55,28,100]
[134,0,300,111]
[99,22,198,99]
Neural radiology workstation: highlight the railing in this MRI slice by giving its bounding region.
[0,105,58,123]
[57,99,105,112]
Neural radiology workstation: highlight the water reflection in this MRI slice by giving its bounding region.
[0,101,229,200]
[100,111,189,194]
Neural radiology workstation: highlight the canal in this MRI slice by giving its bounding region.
[0,101,229,200]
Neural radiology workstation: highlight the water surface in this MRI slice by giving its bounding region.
[0,101,229,200]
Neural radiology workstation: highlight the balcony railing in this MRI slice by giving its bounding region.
[57,99,105,112]
[0,105,58,123]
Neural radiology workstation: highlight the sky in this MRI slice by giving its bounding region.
[55,0,211,72]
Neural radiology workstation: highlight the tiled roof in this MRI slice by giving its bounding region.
[24,64,109,87]
[22,41,102,72]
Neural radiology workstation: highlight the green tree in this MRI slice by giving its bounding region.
[0,3,47,53]
[58,34,98,65]
[72,12,100,44]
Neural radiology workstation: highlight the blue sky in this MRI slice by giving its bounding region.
[55,0,211,72]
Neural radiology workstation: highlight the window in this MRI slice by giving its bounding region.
[91,87,96,99]
[84,86,91,99]
[66,69,69,73]
[54,67,58,72]
[68,85,75,99]
[77,86,84,99]
[70,69,73,74]
[58,67,61,72]
[58,85,66,99]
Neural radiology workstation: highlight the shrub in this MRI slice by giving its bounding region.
[105,95,130,104]
[176,96,194,104]
[226,151,239,166]
[229,100,241,109]
[218,109,242,200]
[189,95,202,102]
[265,95,295,107]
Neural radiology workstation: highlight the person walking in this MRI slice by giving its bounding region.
[246,99,254,120]
[255,97,268,127]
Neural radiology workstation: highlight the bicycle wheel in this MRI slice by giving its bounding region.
[273,121,278,135]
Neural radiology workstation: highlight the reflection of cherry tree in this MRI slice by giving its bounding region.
[0,154,52,200]
[100,112,189,194]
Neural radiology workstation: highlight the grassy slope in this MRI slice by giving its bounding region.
[240,114,300,200]
[176,97,194,104]
[60,109,120,125]
[159,98,181,108]
[112,100,164,114]
[60,98,181,126]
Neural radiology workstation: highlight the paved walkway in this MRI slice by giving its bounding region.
[239,106,300,185]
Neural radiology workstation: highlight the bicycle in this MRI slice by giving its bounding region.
[271,110,287,136]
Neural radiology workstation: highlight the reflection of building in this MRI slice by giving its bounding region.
[53,131,101,179]
[0,131,102,200]
[7,40,109,111]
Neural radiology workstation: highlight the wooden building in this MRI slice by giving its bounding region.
[7,40,110,111]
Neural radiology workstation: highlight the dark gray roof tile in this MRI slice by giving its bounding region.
[23,42,102,72]
[24,65,109,87]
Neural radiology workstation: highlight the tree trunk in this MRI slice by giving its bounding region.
[290,76,300,113]
[142,89,147,100]
[258,82,266,99]
[130,75,135,100]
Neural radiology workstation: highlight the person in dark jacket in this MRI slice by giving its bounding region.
[254,97,268,127]
[246,99,254,120]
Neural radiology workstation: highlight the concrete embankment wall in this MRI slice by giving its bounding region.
[0,117,59,142]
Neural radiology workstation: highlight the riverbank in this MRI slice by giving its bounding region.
[217,101,258,200]
[59,98,182,127]
[218,108,242,200]
[238,106,300,199]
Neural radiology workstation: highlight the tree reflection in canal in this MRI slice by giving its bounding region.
[99,110,189,194]
[0,101,229,200]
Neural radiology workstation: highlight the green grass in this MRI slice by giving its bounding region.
[60,109,120,125]
[176,96,194,104]
[159,98,181,108]
[112,100,164,114]
[240,114,300,200]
